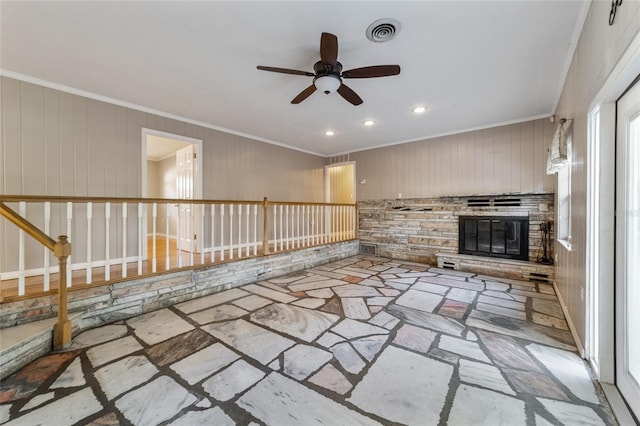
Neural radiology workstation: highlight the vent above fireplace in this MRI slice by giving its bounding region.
[465,197,522,208]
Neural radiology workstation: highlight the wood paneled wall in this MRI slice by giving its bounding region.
[553,1,640,348]
[351,119,556,200]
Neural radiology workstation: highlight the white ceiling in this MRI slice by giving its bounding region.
[0,1,589,157]
[146,135,191,161]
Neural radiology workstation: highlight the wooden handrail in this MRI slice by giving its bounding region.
[0,202,56,251]
[0,195,355,207]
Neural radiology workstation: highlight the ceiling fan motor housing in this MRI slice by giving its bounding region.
[313,61,342,93]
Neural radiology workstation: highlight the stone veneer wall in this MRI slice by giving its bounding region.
[0,241,359,330]
[358,193,554,265]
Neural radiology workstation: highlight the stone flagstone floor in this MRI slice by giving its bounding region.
[0,256,618,425]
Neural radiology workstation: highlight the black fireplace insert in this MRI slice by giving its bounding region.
[459,216,529,261]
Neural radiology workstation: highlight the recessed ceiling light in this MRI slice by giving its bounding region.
[413,106,426,113]
[325,130,335,136]
[363,120,375,126]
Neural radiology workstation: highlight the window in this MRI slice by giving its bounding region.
[557,131,572,249]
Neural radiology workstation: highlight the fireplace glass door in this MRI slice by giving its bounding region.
[459,217,528,261]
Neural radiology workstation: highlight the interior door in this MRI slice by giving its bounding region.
[176,145,194,252]
[615,77,640,419]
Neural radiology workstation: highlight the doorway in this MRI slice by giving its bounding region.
[325,162,356,204]
[615,77,640,420]
[141,129,203,258]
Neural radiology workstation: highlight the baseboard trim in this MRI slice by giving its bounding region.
[553,281,585,357]
[601,383,639,425]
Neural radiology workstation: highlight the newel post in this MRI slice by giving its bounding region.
[262,197,269,255]
[53,235,72,350]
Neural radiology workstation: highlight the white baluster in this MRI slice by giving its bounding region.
[253,205,258,255]
[220,204,225,261]
[211,204,216,263]
[122,203,127,278]
[279,205,283,251]
[246,204,250,257]
[66,202,73,286]
[201,204,205,265]
[43,202,50,291]
[18,202,25,296]
[177,203,182,268]
[105,202,111,280]
[285,205,289,250]
[190,202,194,266]
[229,204,234,260]
[152,203,157,272]
[296,205,300,248]
[311,205,315,246]
[320,205,324,244]
[138,203,143,275]
[273,204,277,252]
[238,204,242,258]
[87,202,93,283]
[165,203,170,270]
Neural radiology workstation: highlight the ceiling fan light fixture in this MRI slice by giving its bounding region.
[314,75,341,94]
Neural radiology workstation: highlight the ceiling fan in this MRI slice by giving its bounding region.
[257,32,401,106]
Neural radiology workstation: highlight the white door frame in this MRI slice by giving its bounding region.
[141,128,203,257]
[585,28,640,424]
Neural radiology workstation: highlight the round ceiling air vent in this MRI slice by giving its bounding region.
[366,18,401,43]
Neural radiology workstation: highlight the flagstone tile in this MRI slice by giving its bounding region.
[282,344,333,380]
[439,335,490,363]
[447,288,477,303]
[330,342,366,374]
[485,281,510,291]
[202,359,265,401]
[396,289,443,313]
[413,281,450,295]
[448,384,526,425]
[478,294,525,310]
[503,369,570,400]
[331,318,389,339]
[146,329,215,366]
[243,283,297,303]
[358,278,385,287]
[170,343,240,385]
[250,303,339,342]
[467,310,576,351]
[50,357,85,389]
[189,304,248,325]
[87,336,142,368]
[237,372,380,426]
[332,284,380,298]
[308,363,352,395]
[175,288,249,314]
[288,278,348,293]
[316,331,346,348]
[532,298,565,319]
[368,311,400,330]
[538,398,606,426]
[428,347,460,364]
[535,414,555,426]
[232,295,273,311]
[168,407,234,426]
[384,280,411,290]
[348,346,453,426]
[95,355,158,400]
[366,296,394,306]
[458,359,514,395]
[292,297,326,309]
[7,388,102,426]
[306,288,334,299]
[256,280,292,293]
[0,404,10,423]
[320,296,344,316]
[127,309,194,345]
[203,319,294,364]
[429,268,475,277]
[527,344,599,404]
[476,302,527,320]
[115,376,196,426]
[393,324,437,353]
[382,277,416,285]
[509,288,557,300]
[482,290,526,302]
[351,335,387,362]
[20,392,54,412]
[533,312,569,330]
[341,297,371,320]
[379,288,401,297]
[420,276,484,291]
[477,330,542,371]
[387,304,464,336]
[67,324,128,349]
[437,299,469,319]
[385,267,410,274]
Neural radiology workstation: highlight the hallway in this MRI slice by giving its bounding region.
[0,256,616,425]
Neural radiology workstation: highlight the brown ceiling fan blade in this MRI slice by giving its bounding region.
[291,85,317,104]
[337,84,363,106]
[257,66,314,77]
[342,65,401,79]
[320,32,338,66]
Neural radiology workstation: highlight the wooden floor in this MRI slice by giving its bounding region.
[0,237,265,300]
